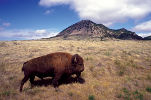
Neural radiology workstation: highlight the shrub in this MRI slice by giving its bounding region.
[88,95,95,100]
[117,94,122,98]
[122,88,131,100]
[146,87,151,93]
[119,71,124,76]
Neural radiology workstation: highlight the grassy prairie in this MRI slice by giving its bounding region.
[0,39,151,100]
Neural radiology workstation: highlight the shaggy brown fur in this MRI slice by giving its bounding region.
[20,52,84,92]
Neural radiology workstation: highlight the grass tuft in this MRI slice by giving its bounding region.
[119,88,144,100]
[114,59,126,76]
[0,62,6,72]
[68,92,73,96]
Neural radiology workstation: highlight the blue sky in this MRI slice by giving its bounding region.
[0,0,151,40]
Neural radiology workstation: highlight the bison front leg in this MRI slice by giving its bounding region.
[76,72,81,82]
[20,75,29,92]
[52,72,62,88]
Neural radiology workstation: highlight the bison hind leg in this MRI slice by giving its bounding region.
[20,75,29,92]
[30,75,35,84]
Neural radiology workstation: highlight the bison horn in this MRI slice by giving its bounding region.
[72,54,79,64]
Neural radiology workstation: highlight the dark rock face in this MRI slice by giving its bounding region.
[113,28,143,40]
[144,36,151,40]
[56,20,143,40]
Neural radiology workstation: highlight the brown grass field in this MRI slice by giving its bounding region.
[0,39,151,100]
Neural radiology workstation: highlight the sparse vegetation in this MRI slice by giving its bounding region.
[146,87,151,93]
[88,95,95,100]
[122,88,131,100]
[133,90,143,100]
[118,88,144,100]
[0,90,16,97]
[0,40,151,100]
[0,91,11,96]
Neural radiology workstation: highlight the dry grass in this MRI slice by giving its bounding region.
[0,39,151,100]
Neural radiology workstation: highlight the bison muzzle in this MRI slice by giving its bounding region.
[20,52,84,92]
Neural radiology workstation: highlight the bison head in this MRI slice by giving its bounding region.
[71,54,84,73]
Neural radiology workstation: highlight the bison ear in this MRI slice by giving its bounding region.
[72,54,79,64]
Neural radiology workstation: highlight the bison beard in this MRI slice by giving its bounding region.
[20,52,84,92]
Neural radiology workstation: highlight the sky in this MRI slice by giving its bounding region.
[0,0,151,40]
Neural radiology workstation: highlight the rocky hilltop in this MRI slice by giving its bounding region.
[56,20,142,40]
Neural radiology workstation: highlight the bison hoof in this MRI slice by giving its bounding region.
[52,81,59,87]
[30,84,34,88]
[76,77,85,83]
[55,88,61,92]
[76,77,80,82]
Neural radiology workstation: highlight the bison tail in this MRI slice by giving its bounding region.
[22,67,24,72]
[22,62,27,72]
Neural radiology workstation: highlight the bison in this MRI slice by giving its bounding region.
[20,52,84,92]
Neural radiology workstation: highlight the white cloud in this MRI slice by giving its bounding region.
[0,29,58,40]
[39,0,151,25]
[132,20,151,32]
[138,33,151,37]
[35,29,47,34]
[132,20,151,37]
[39,0,71,7]
[2,22,11,27]
[45,10,51,14]
[44,9,53,14]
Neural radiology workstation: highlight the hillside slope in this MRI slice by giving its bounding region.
[56,20,142,40]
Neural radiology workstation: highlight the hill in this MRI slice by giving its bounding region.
[144,36,151,40]
[56,20,142,40]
